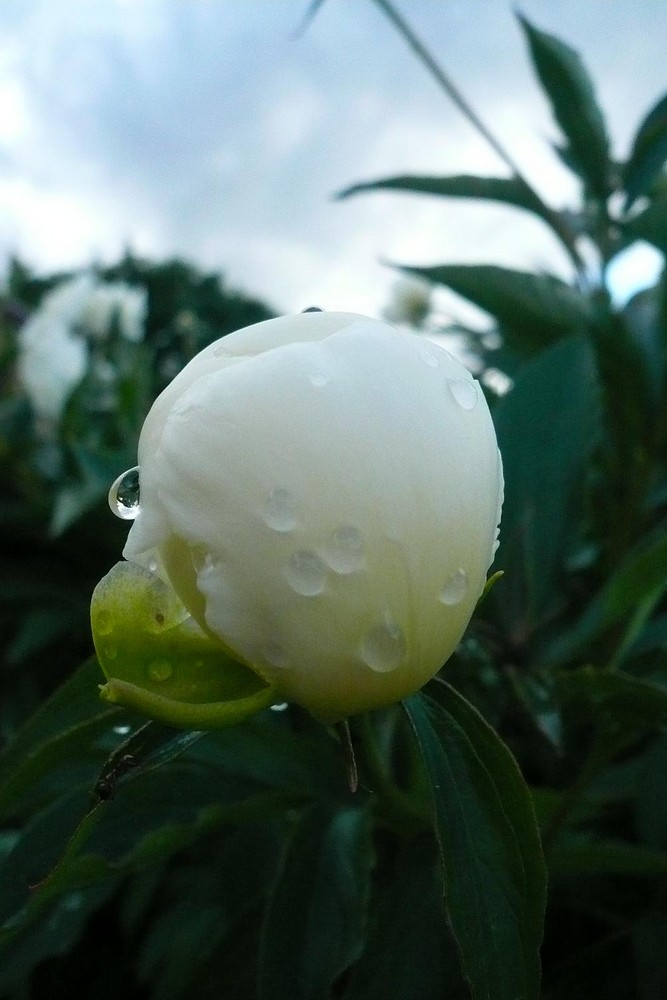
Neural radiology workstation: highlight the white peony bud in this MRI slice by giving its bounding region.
[117,311,503,720]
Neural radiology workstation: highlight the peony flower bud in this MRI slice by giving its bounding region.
[103,311,503,722]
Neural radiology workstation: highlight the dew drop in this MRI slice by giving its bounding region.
[360,615,407,673]
[420,347,440,368]
[447,378,478,410]
[113,724,131,736]
[439,568,469,606]
[271,702,289,712]
[263,488,297,532]
[109,466,141,519]
[325,525,365,574]
[148,557,159,574]
[148,659,173,683]
[285,550,327,596]
[308,370,330,387]
[264,640,289,668]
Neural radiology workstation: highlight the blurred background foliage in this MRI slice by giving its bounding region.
[1,7,667,1000]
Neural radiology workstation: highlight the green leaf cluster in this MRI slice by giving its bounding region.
[337,9,667,999]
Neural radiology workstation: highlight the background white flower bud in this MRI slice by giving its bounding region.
[121,311,503,720]
[17,273,147,422]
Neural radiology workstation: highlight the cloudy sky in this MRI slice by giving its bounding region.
[0,0,665,321]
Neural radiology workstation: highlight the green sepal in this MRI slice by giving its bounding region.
[91,561,277,729]
[476,569,504,608]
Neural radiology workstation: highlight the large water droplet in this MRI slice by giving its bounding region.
[148,659,173,683]
[113,724,132,736]
[420,347,440,368]
[263,488,297,532]
[360,615,407,673]
[264,639,289,668]
[95,610,113,636]
[439,568,469,606]
[325,525,365,574]
[109,466,141,519]
[308,371,330,387]
[285,550,327,596]
[447,378,478,411]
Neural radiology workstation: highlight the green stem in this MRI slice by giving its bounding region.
[368,0,585,277]
[356,712,426,832]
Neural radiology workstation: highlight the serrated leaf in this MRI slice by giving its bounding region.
[491,336,600,638]
[399,263,594,352]
[519,15,611,199]
[623,92,667,208]
[258,806,373,1000]
[404,688,546,1000]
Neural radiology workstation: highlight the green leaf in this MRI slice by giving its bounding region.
[0,658,123,819]
[92,561,276,728]
[519,15,611,199]
[399,263,595,352]
[343,838,469,1000]
[135,821,283,1000]
[623,92,667,208]
[337,172,550,220]
[491,336,600,637]
[258,806,373,1000]
[624,197,667,254]
[557,667,667,733]
[404,688,546,1000]
[544,531,667,667]
[548,836,667,877]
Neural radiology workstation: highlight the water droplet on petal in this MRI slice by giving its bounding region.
[285,551,327,596]
[263,488,297,532]
[420,347,440,368]
[325,525,365,574]
[308,371,330,387]
[271,702,289,712]
[109,466,141,519]
[148,557,159,574]
[264,639,289,668]
[361,615,407,673]
[447,378,478,411]
[439,568,469,606]
[113,724,132,736]
[148,660,173,682]
[96,610,113,636]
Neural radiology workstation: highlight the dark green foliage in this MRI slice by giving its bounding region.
[333,9,667,999]
[2,11,667,1000]
[0,253,274,734]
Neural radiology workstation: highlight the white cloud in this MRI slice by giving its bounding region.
[0,0,664,320]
